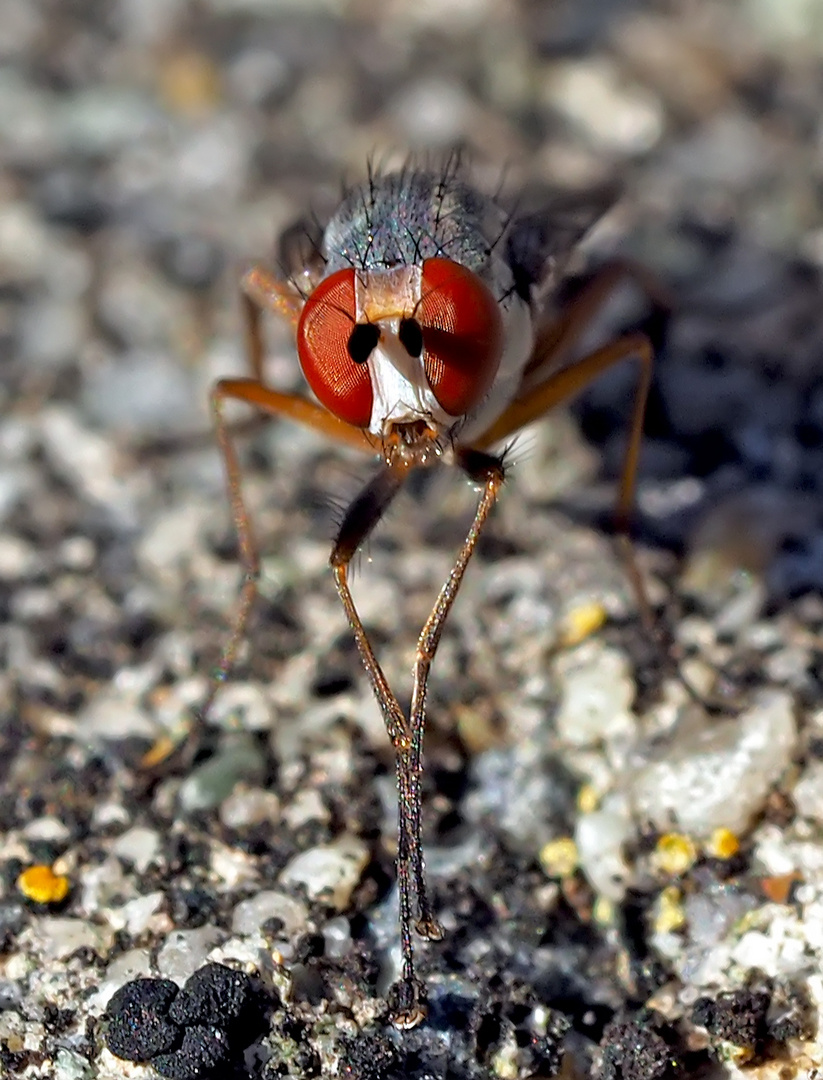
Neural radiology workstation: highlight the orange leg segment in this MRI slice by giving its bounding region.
[240,265,305,381]
[475,331,653,532]
[206,377,375,717]
[475,330,655,634]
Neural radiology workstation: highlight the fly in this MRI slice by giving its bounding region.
[206,157,658,1028]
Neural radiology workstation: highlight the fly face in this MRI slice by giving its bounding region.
[295,255,515,456]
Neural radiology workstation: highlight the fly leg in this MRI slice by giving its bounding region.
[330,465,432,1029]
[142,270,374,768]
[476,259,668,647]
[476,329,657,631]
[406,449,505,950]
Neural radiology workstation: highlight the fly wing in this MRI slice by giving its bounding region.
[276,215,327,294]
[505,181,621,305]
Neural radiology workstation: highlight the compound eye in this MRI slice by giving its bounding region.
[297,268,374,428]
[418,258,504,418]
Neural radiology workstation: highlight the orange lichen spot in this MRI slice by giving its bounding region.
[18,865,70,905]
[705,827,740,860]
[653,832,698,877]
[760,873,800,904]
[141,734,177,769]
[558,601,608,647]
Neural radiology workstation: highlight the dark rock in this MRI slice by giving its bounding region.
[598,1009,682,1080]
[36,165,111,233]
[104,978,181,1062]
[152,1024,231,1080]
[338,1031,403,1080]
[767,981,816,1043]
[692,987,770,1052]
[168,962,253,1029]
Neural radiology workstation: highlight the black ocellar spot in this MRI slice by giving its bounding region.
[347,323,380,364]
[398,317,423,358]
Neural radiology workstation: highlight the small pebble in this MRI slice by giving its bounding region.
[31,917,113,963]
[220,787,280,831]
[231,890,308,940]
[54,1048,91,1080]
[575,794,636,902]
[543,56,664,154]
[111,827,161,874]
[156,927,224,986]
[554,643,636,747]
[178,735,267,813]
[279,835,369,909]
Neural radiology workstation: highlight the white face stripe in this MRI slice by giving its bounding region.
[366,331,457,437]
[353,265,535,440]
[354,265,455,436]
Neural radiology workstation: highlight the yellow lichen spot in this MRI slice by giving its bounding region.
[491,1030,519,1078]
[653,832,698,877]
[654,885,686,933]
[559,601,608,647]
[593,895,615,926]
[539,837,579,879]
[576,783,600,814]
[716,1042,754,1066]
[705,827,740,860]
[18,865,70,905]
[158,50,222,116]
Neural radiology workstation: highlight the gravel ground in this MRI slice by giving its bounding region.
[3,1,823,1078]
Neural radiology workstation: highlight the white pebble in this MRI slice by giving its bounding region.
[111,827,161,874]
[554,643,636,748]
[543,58,664,155]
[630,689,797,837]
[220,787,280,830]
[156,926,224,985]
[231,889,308,938]
[575,793,636,901]
[280,835,369,909]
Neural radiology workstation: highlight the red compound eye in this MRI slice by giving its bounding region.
[297,268,374,428]
[418,258,504,418]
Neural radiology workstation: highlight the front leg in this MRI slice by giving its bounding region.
[329,464,434,1029]
[407,448,505,941]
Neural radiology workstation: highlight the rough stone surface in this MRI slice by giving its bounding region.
[630,691,798,837]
